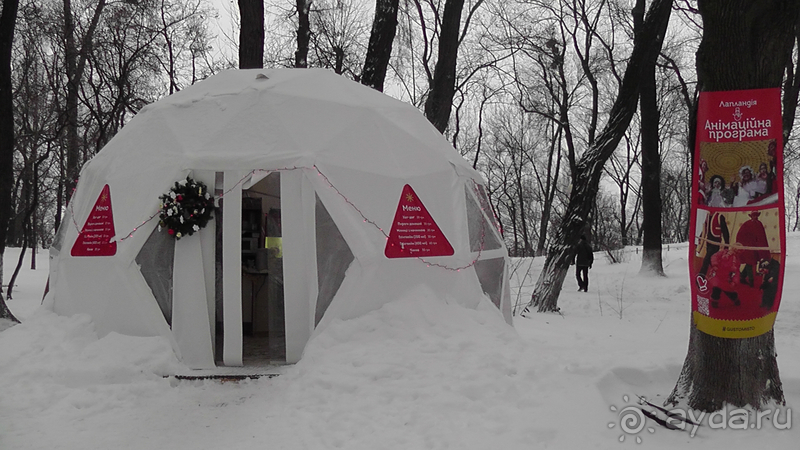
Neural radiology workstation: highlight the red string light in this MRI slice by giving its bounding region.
[68,169,499,272]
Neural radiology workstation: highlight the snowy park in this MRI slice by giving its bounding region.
[2,237,798,449]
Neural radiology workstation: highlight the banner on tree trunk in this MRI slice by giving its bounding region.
[690,88,785,338]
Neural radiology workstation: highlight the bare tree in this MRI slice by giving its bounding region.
[63,0,107,203]
[309,0,369,76]
[524,0,672,313]
[666,0,798,412]
[238,0,265,68]
[361,0,399,91]
[295,0,311,67]
[636,0,664,275]
[0,0,21,323]
[423,0,466,132]
[604,132,642,247]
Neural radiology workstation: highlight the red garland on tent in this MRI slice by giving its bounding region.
[158,177,215,239]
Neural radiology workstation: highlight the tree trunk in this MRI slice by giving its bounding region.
[423,0,465,133]
[361,0,399,92]
[636,0,665,275]
[7,152,43,300]
[525,0,672,313]
[782,28,800,142]
[238,0,264,69]
[0,0,20,324]
[666,0,798,412]
[536,124,562,256]
[63,0,106,204]
[295,0,311,68]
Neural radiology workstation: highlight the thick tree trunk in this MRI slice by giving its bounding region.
[63,0,80,203]
[238,0,265,69]
[0,0,20,324]
[361,0,399,92]
[636,0,665,275]
[666,0,798,412]
[525,0,672,313]
[63,0,106,203]
[423,0,465,133]
[295,0,311,68]
[782,29,800,142]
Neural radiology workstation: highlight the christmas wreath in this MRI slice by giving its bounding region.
[159,177,215,239]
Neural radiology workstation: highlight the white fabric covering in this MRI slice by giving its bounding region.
[49,68,511,368]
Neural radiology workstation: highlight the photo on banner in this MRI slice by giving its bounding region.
[697,139,778,208]
[692,208,782,334]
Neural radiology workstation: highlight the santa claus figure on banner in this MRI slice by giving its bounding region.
[735,211,771,288]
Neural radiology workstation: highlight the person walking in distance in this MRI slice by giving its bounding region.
[575,235,594,292]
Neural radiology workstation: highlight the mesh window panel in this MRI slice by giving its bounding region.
[51,209,73,254]
[315,194,354,326]
[135,226,176,326]
[465,188,503,252]
[475,184,500,231]
[475,257,505,309]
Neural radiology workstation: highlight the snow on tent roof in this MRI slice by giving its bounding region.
[97,68,475,176]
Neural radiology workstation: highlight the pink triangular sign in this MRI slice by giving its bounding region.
[385,185,454,258]
[71,184,117,257]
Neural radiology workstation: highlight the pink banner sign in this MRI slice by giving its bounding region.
[71,185,117,257]
[385,184,454,258]
[690,88,785,338]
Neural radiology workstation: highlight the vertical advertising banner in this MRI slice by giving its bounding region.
[690,88,785,338]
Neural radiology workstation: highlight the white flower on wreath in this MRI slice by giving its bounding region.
[179,215,184,223]
[169,191,176,199]
[193,224,200,231]
[167,208,173,217]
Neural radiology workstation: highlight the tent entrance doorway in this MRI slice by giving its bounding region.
[240,172,285,364]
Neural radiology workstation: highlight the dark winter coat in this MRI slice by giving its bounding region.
[575,240,594,267]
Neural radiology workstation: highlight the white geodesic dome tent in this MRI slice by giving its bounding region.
[47,68,511,369]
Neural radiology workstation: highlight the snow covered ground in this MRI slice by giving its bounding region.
[1,238,798,449]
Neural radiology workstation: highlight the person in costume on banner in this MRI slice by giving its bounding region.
[573,235,594,292]
[707,245,741,309]
[732,165,767,207]
[758,257,780,309]
[706,175,732,208]
[767,138,778,185]
[757,162,774,195]
[698,159,710,205]
[735,211,771,288]
[698,211,730,278]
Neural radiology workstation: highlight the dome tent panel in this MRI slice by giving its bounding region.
[465,185,504,252]
[314,193,355,327]
[312,256,489,336]
[268,96,378,157]
[135,225,176,326]
[307,165,467,264]
[314,108,456,178]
